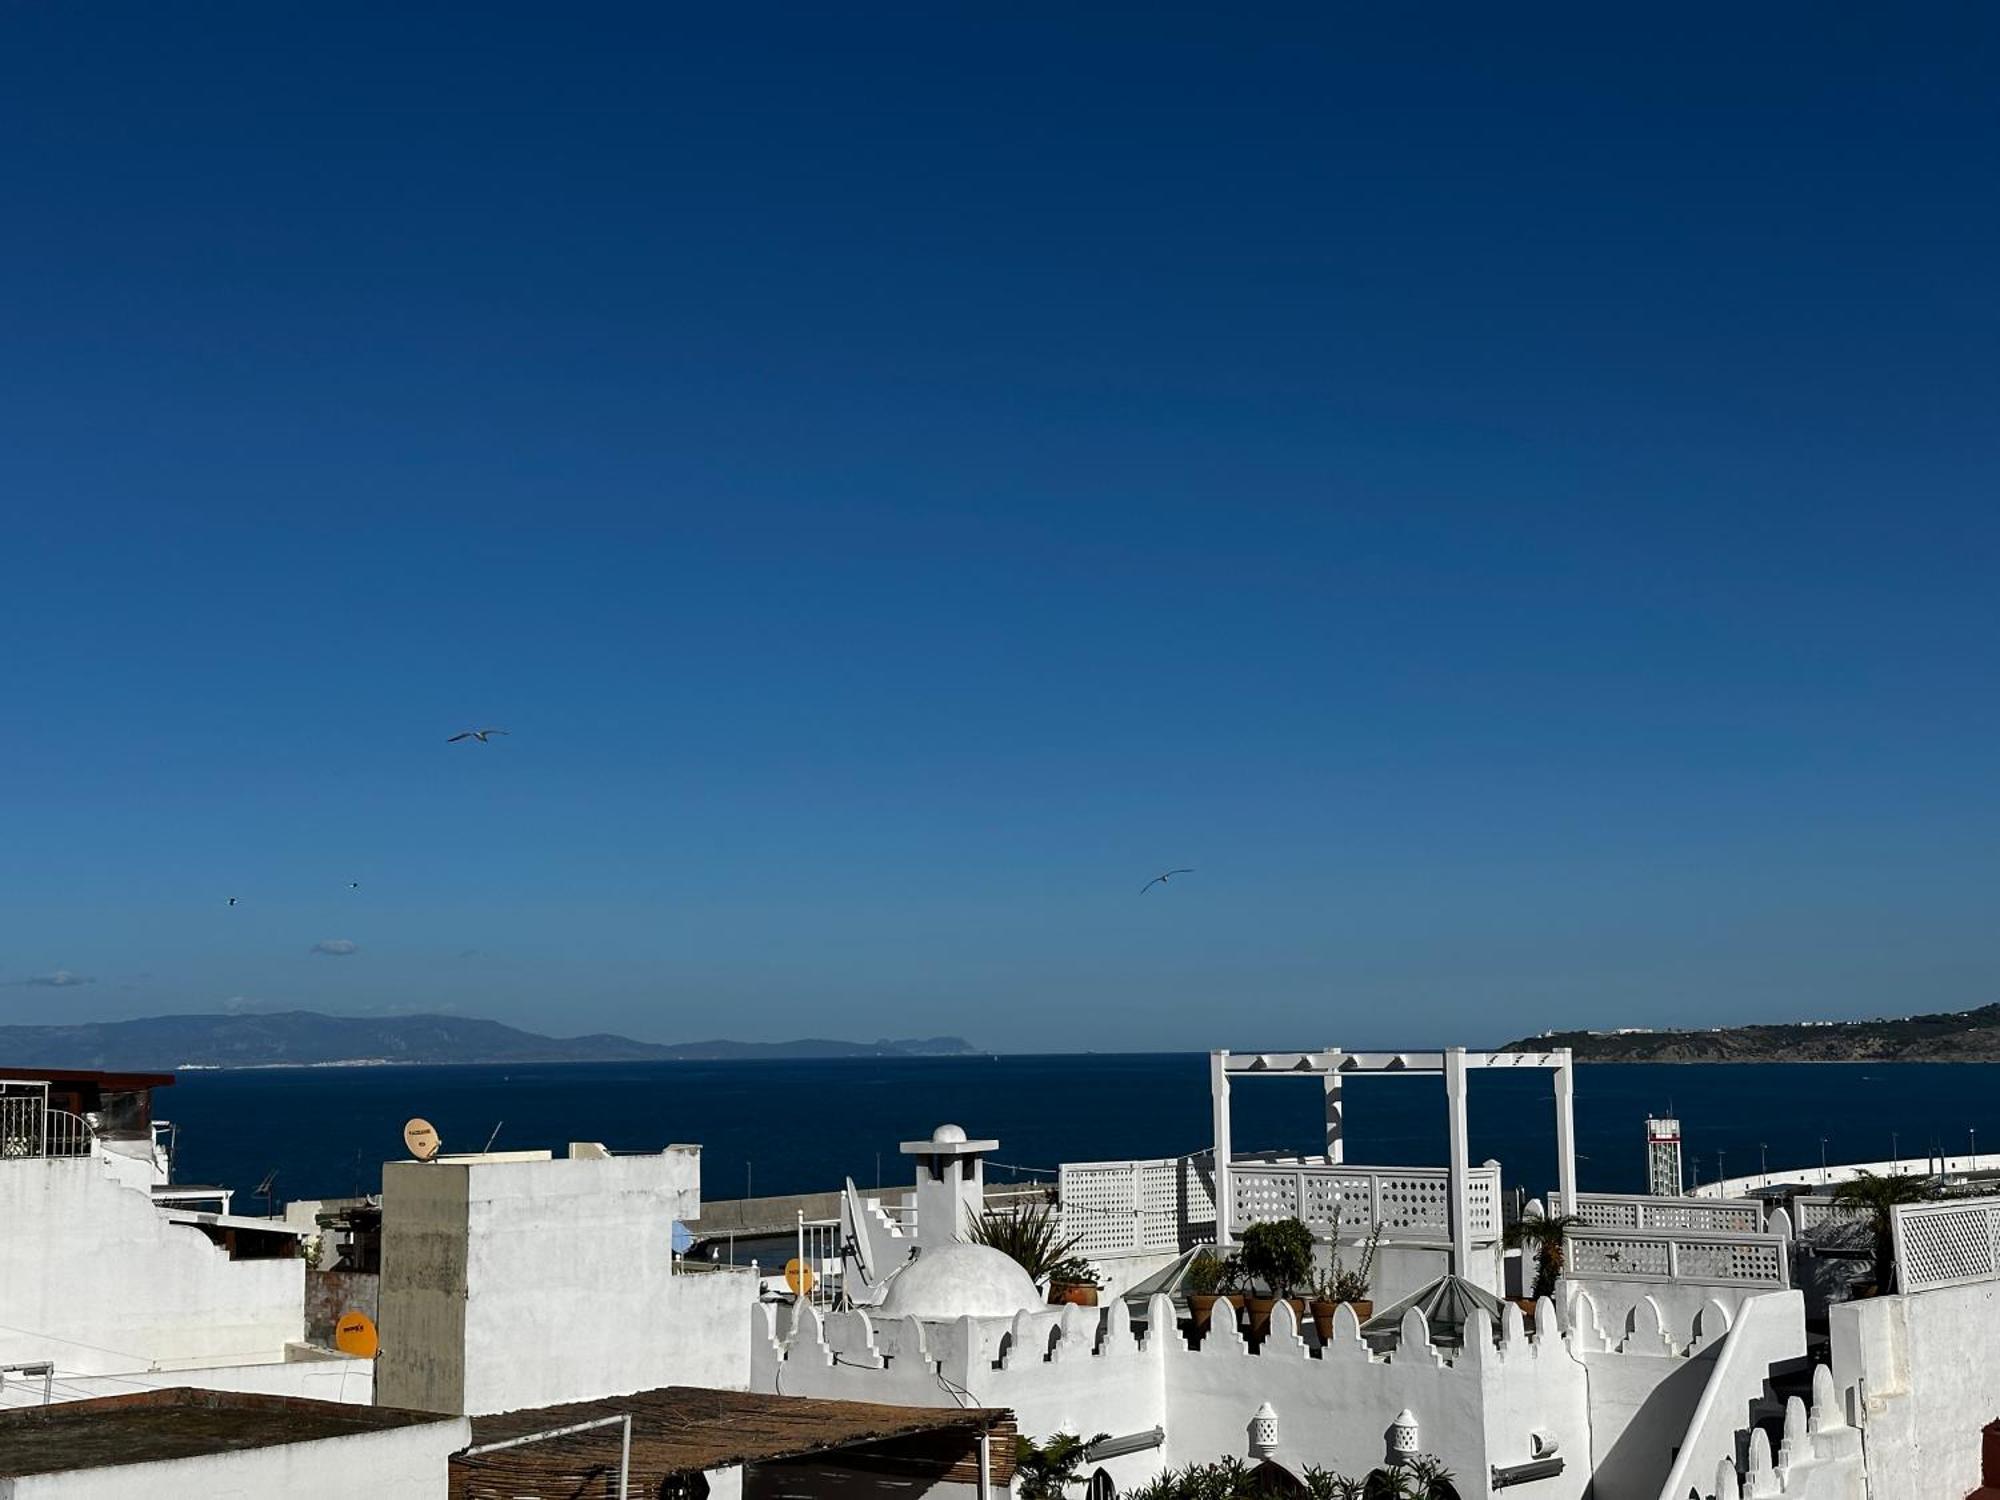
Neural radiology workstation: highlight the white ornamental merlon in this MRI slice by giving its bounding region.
[1099,1298,1136,1357]
[1201,1301,1247,1357]
[1560,1286,1608,1352]
[1744,1427,1775,1492]
[789,1300,835,1368]
[1394,1306,1441,1367]
[1688,1298,1735,1355]
[1141,1294,1181,1354]
[825,1309,884,1369]
[1620,1295,1674,1356]
[1262,1298,1308,1359]
[1533,1295,1563,1352]
[1322,1300,1368,1362]
[1499,1299,1528,1350]
[1778,1394,1808,1474]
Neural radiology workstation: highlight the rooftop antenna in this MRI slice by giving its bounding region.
[254,1169,279,1217]
[403,1118,441,1162]
[480,1120,504,1154]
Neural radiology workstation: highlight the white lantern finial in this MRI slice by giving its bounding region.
[1248,1402,1278,1459]
[1386,1409,1419,1463]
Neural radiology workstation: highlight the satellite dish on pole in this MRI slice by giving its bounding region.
[785,1257,816,1297]
[334,1310,379,1359]
[403,1119,441,1161]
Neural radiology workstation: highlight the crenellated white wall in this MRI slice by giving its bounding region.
[757,1293,1598,1496]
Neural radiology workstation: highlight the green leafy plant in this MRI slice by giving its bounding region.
[1318,1221,1384,1302]
[1833,1169,1944,1292]
[1183,1249,1227,1296]
[1217,1254,1245,1295]
[1359,1456,1458,1500]
[1504,1210,1583,1301]
[1047,1255,1101,1288]
[1238,1217,1315,1299]
[1114,1455,1454,1500]
[970,1200,1080,1282]
[1016,1431,1111,1500]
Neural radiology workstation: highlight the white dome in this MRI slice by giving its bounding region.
[930,1123,969,1144]
[880,1243,1040,1321]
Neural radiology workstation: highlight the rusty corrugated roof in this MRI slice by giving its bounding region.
[452,1386,1014,1499]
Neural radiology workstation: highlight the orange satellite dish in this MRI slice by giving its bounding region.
[784,1257,816,1296]
[403,1118,441,1161]
[334,1310,380,1359]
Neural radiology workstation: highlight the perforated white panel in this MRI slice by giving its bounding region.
[1894,1196,2000,1293]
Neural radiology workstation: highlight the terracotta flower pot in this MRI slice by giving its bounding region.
[1310,1298,1372,1340]
[1244,1294,1277,1341]
[1187,1292,1221,1329]
[1050,1282,1099,1307]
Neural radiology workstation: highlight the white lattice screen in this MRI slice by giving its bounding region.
[1059,1156,1216,1256]
[1893,1196,2000,1293]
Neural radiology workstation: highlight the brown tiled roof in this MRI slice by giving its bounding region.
[0,1389,455,1478]
[453,1386,1014,1499]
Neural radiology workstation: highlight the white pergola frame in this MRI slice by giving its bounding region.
[1210,1046,1577,1274]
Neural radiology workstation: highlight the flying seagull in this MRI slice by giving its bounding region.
[347,882,360,890]
[1141,868,1194,894]
[227,897,237,906]
[447,728,509,743]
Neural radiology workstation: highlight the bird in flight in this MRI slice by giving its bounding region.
[227,897,238,906]
[1141,868,1194,894]
[447,728,509,743]
[347,882,360,890]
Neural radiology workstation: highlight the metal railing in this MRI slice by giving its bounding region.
[1571,1191,1764,1234]
[0,1084,93,1162]
[1565,1225,1790,1288]
[1229,1159,1501,1243]
[793,1214,844,1308]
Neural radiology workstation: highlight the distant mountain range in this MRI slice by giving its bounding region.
[1506,1003,2000,1062]
[0,1011,980,1071]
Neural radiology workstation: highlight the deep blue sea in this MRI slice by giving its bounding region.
[159,1054,2000,1211]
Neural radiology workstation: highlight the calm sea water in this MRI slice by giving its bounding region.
[160,1054,2000,1210]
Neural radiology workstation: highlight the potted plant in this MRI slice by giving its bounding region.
[1504,1209,1583,1310]
[969,1200,1081,1283]
[1833,1168,1943,1295]
[1238,1217,1314,1340]
[1311,1220,1382,1338]
[1182,1249,1228,1329]
[1047,1255,1101,1306]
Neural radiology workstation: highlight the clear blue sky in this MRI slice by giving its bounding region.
[4,5,1997,1050]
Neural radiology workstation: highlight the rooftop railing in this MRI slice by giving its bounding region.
[1565,1224,1791,1288]
[1571,1190,1765,1234]
[1228,1157,1501,1244]
[1891,1193,2000,1293]
[0,1084,93,1162]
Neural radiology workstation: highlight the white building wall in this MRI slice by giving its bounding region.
[0,1157,304,1376]
[377,1146,755,1415]
[1831,1278,2000,1500]
[0,1415,469,1500]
